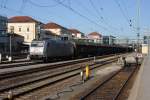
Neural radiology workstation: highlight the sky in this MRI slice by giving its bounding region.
[0,0,149,39]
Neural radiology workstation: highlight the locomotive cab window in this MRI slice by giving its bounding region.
[31,42,44,47]
[61,37,68,41]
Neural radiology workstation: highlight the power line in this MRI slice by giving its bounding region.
[28,0,66,8]
[0,0,7,8]
[88,0,103,21]
[75,0,98,20]
[121,0,130,19]
[95,0,120,31]
[54,0,111,32]
[19,0,27,13]
[74,0,107,32]
[28,0,79,31]
[89,0,118,32]
[114,0,132,26]
[3,6,49,22]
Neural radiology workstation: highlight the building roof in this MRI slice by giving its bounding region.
[88,32,102,37]
[8,16,38,23]
[44,30,59,36]
[69,29,81,34]
[43,22,64,29]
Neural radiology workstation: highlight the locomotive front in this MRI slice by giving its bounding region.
[29,40,45,59]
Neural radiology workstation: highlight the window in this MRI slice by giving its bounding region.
[19,28,21,32]
[31,42,44,47]
[27,27,29,32]
[10,26,14,33]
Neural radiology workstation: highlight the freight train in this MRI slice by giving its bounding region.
[29,38,133,62]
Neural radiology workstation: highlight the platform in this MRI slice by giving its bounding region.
[128,52,150,100]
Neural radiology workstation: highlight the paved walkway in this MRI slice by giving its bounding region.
[128,52,150,100]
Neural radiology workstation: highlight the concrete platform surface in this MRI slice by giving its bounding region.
[128,53,150,100]
[44,63,122,100]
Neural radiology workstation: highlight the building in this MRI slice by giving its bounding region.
[116,38,130,46]
[143,35,150,44]
[0,15,7,34]
[7,16,43,45]
[0,33,24,56]
[40,29,60,39]
[68,29,84,38]
[102,35,116,45]
[43,22,72,39]
[87,32,103,43]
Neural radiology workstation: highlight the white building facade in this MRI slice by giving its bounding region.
[7,16,42,45]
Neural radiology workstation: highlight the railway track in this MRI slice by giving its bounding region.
[0,61,43,69]
[82,64,138,100]
[0,55,120,100]
[0,54,114,69]
[0,54,119,80]
[0,58,29,64]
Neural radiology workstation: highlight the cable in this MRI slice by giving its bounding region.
[54,0,111,32]
[3,6,49,22]
[47,81,83,100]
[74,0,105,32]
[114,0,131,26]
[89,0,103,21]
[19,0,27,13]
[89,0,118,32]
[121,0,130,19]
[95,0,120,31]
[75,0,98,21]
[67,0,71,8]
[28,0,66,8]
[0,0,7,8]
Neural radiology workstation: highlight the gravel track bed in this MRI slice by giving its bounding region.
[15,61,114,100]
[0,61,41,69]
[0,55,121,100]
[0,61,93,92]
[84,67,136,100]
[0,59,117,99]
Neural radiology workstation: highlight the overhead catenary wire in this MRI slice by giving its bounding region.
[95,0,120,31]
[74,0,106,33]
[74,0,119,34]
[28,0,66,8]
[2,6,50,23]
[74,0,99,22]
[121,0,131,20]
[1,0,88,34]
[28,0,82,32]
[88,0,118,33]
[114,0,132,27]
[54,0,112,33]
[19,0,28,13]
[0,0,7,8]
